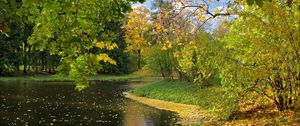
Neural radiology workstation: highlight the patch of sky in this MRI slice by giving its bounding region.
[131,0,153,9]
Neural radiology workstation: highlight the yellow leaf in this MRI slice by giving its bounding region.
[95,41,105,49]
[173,51,179,58]
[106,42,118,50]
[213,9,220,14]
[167,43,172,48]
[97,53,116,65]
[156,23,162,30]
[200,15,207,22]
[161,46,168,51]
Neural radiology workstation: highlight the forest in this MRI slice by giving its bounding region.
[0,0,299,125]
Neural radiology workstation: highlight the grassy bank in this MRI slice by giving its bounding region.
[132,80,300,125]
[0,74,142,82]
[124,92,219,125]
[132,80,225,113]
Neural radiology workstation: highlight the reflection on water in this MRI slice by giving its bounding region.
[0,81,179,126]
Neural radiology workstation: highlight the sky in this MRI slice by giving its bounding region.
[132,0,153,9]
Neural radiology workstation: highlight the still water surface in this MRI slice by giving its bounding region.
[0,81,179,126]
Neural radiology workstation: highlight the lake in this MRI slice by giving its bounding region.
[0,81,179,126]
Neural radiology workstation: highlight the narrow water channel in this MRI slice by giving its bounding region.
[0,81,179,126]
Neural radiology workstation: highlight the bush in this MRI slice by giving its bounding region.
[144,46,178,79]
[177,32,224,87]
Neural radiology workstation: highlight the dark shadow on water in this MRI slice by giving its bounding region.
[0,81,180,126]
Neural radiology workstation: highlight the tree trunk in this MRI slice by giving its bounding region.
[28,45,32,72]
[273,76,295,111]
[159,62,165,78]
[23,43,27,73]
[137,50,141,69]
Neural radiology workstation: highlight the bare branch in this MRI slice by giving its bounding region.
[206,10,231,18]
[196,17,212,31]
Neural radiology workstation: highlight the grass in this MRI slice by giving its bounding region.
[0,74,142,82]
[132,80,226,112]
[88,74,142,81]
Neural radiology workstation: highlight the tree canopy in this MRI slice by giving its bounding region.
[0,0,142,90]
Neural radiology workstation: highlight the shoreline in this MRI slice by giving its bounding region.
[0,74,142,82]
[123,92,221,125]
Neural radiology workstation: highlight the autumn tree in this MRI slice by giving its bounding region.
[221,0,300,111]
[144,0,194,78]
[123,6,151,69]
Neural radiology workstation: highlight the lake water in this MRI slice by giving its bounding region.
[0,81,179,126]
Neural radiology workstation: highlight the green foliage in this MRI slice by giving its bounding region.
[69,54,101,91]
[7,0,137,89]
[0,0,22,33]
[127,52,140,73]
[145,46,178,78]
[1,0,143,88]
[246,0,265,7]
[177,32,224,87]
[246,0,255,5]
[0,29,61,74]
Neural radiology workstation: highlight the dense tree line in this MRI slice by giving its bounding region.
[0,0,143,84]
[0,21,132,75]
[0,21,61,75]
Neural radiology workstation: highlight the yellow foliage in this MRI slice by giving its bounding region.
[123,6,151,53]
[178,45,194,73]
[227,8,233,13]
[213,8,220,14]
[105,42,118,50]
[202,7,208,12]
[97,53,116,65]
[156,23,162,30]
[200,15,207,22]
[173,51,180,58]
[161,46,168,51]
[94,39,118,50]
[167,43,172,49]
[95,41,105,49]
